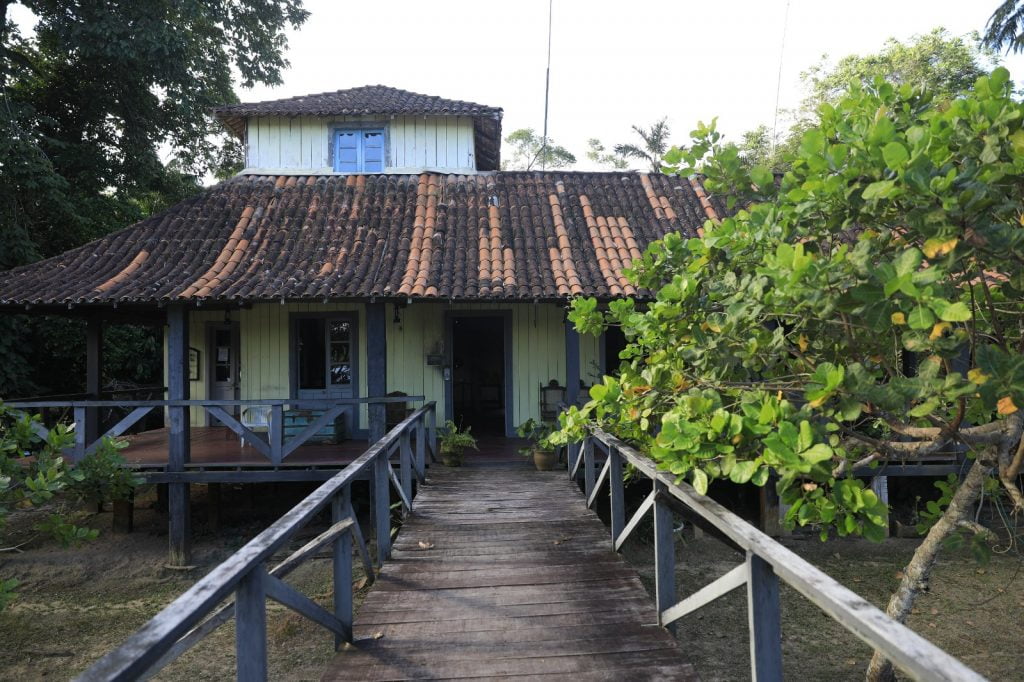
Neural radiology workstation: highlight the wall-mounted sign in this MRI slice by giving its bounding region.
[189,347,201,381]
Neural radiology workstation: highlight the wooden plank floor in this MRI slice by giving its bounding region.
[323,463,698,680]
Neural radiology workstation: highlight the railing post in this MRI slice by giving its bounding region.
[653,482,676,634]
[235,565,268,681]
[269,404,283,465]
[374,451,391,565]
[609,446,625,547]
[567,442,579,480]
[72,406,87,463]
[84,317,103,447]
[332,489,353,646]
[747,552,783,681]
[400,429,413,507]
[427,406,437,461]
[414,417,426,480]
[583,438,595,499]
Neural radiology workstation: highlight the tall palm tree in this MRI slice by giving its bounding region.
[613,118,671,173]
[985,1,1024,53]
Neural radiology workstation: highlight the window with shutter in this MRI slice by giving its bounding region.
[332,128,385,172]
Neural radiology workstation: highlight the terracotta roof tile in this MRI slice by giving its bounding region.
[0,172,713,307]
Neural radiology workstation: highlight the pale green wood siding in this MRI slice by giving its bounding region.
[172,301,574,429]
[238,302,368,426]
[384,302,568,427]
[245,115,476,173]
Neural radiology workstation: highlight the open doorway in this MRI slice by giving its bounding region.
[206,323,240,426]
[448,315,509,436]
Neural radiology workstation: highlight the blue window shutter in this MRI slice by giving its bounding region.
[363,131,384,172]
[333,128,385,172]
[334,131,359,172]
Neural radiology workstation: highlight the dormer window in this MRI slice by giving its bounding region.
[333,128,385,173]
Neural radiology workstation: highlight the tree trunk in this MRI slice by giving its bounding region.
[864,459,988,681]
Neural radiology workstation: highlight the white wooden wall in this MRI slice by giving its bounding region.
[244,115,477,173]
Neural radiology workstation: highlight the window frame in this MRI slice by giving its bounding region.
[330,125,387,173]
[289,312,360,398]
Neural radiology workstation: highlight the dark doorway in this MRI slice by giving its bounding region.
[604,326,628,376]
[206,323,240,425]
[450,316,507,436]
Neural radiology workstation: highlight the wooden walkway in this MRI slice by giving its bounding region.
[323,463,698,680]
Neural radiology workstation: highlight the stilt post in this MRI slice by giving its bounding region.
[167,304,191,566]
[367,303,387,443]
[85,317,103,447]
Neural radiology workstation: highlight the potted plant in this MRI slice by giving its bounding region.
[439,420,477,466]
[517,418,559,471]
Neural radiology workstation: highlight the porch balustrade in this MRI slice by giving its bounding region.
[5,395,428,467]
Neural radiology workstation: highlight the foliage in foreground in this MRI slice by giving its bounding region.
[1,404,139,610]
[556,68,1024,677]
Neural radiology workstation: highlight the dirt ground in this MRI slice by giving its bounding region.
[0,484,371,681]
[1,481,1022,681]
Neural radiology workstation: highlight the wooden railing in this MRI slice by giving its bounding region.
[75,402,436,681]
[7,385,167,432]
[5,396,425,465]
[568,428,985,682]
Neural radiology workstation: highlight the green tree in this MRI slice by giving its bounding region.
[0,0,308,396]
[740,29,999,171]
[985,1,1024,54]
[585,138,628,169]
[614,117,672,172]
[502,128,576,171]
[560,68,1024,680]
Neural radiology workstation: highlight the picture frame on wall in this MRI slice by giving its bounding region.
[188,347,201,381]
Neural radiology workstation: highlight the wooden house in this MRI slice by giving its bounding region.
[0,85,718,439]
[0,85,718,560]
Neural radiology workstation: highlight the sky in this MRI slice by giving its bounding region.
[10,0,1024,171]
[234,0,1024,170]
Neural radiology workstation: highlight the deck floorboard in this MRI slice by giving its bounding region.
[322,463,698,681]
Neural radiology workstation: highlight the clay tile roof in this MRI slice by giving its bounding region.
[0,172,715,309]
[214,85,504,171]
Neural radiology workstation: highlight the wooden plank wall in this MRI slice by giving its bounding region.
[245,115,476,173]
[168,302,577,430]
[239,303,368,427]
[385,302,568,427]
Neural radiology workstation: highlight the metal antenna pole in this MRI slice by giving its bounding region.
[771,0,791,157]
[541,0,553,171]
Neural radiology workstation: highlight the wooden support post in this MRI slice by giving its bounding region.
[609,447,625,547]
[332,489,353,646]
[72,406,87,463]
[871,476,890,538]
[565,320,580,407]
[235,566,268,681]
[747,553,783,680]
[759,479,788,538]
[112,496,134,534]
[269,404,283,465]
[567,442,579,480]
[399,430,413,507]
[426,407,437,463]
[653,483,676,634]
[167,304,192,567]
[366,302,387,444]
[373,453,391,566]
[85,317,103,447]
[414,419,426,479]
[583,438,595,499]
